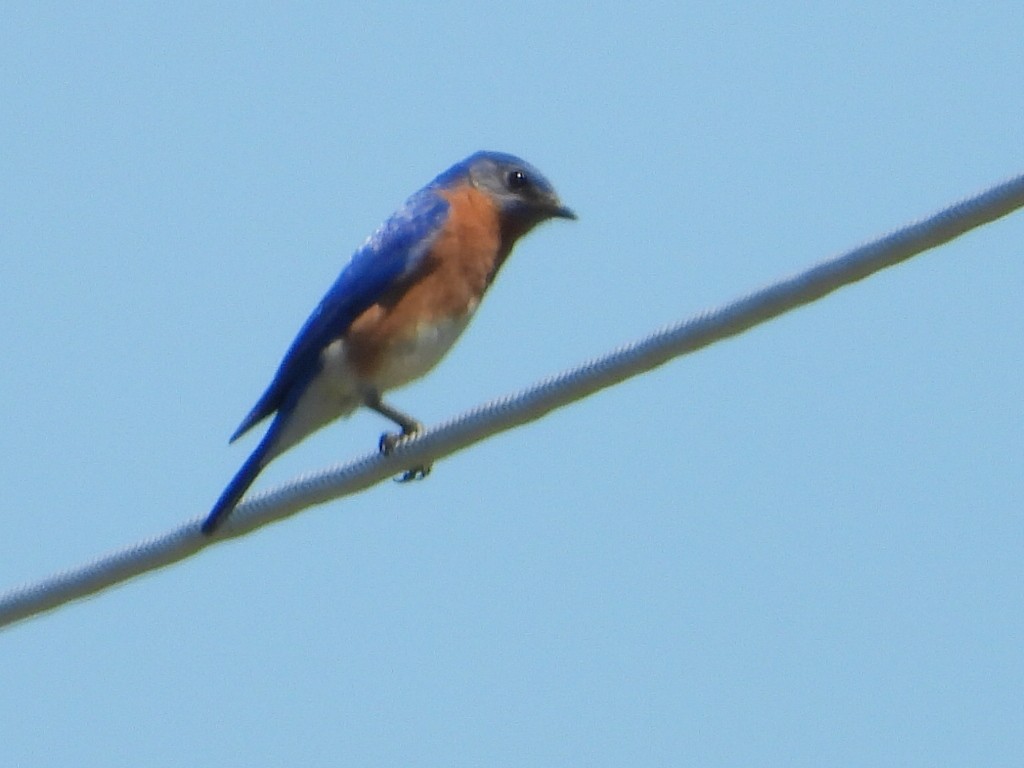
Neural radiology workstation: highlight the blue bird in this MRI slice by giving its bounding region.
[201,151,575,534]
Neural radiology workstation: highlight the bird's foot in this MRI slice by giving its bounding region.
[378,428,432,483]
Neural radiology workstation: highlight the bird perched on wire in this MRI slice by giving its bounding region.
[201,151,575,535]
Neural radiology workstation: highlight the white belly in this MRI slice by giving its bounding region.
[368,313,473,391]
[266,311,473,461]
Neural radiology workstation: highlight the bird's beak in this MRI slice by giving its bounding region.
[551,203,577,220]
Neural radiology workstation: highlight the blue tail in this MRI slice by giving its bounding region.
[201,428,278,536]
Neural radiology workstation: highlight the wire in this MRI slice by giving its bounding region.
[2,171,1023,631]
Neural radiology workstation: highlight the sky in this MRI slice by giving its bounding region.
[2,3,1022,766]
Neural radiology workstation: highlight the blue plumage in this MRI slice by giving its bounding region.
[230,189,451,442]
[202,151,574,535]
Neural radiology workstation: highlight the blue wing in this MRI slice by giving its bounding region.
[229,188,450,442]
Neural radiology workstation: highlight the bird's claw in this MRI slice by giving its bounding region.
[395,464,432,483]
[378,430,432,483]
[378,431,402,455]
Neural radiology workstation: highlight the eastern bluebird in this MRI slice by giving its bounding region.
[201,151,575,535]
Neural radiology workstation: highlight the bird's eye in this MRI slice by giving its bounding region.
[507,169,530,192]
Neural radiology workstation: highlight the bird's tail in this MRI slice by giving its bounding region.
[200,428,277,536]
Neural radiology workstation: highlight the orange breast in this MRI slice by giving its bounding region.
[344,185,504,385]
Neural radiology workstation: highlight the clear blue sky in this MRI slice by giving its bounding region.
[2,3,1022,766]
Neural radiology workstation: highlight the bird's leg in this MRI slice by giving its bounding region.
[364,392,432,482]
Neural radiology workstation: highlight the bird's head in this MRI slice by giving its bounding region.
[466,151,576,226]
[433,151,576,238]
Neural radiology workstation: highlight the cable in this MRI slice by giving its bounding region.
[2,171,1023,630]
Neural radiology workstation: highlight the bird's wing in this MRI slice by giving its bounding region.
[229,188,450,441]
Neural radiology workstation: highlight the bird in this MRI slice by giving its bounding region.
[200,151,575,535]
